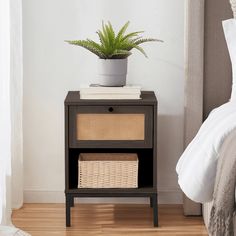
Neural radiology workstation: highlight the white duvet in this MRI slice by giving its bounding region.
[176,101,236,203]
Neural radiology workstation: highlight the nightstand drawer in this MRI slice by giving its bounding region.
[68,105,153,148]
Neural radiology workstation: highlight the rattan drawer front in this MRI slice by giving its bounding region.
[69,105,153,148]
[77,114,145,141]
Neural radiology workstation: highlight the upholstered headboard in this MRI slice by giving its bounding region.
[204,0,232,118]
[183,0,234,216]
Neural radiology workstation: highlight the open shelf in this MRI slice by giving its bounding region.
[68,148,154,190]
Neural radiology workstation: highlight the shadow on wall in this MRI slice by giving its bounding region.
[157,114,184,193]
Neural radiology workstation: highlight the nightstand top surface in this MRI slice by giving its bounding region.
[65,91,157,106]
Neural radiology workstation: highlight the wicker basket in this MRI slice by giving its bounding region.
[78,153,138,188]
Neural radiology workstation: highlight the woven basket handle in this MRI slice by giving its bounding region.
[230,0,236,18]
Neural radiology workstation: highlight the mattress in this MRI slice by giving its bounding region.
[202,128,236,234]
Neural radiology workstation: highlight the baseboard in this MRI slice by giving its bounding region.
[24,189,183,204]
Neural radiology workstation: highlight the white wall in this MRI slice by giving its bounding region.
[23,0,184,204]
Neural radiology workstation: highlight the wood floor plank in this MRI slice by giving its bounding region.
[12,204,208,236]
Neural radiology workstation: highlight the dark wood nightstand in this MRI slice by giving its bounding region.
[64,91,158,227]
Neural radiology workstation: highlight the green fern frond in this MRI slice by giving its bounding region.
[133,45,148,58]
[96,30,105,45]
[115,21,130,43]
[122,31,144,42]
[97,29,109,48]
[86,39,103,51]
[65,40,106,58]
[110,50,132,59]
[111,49,132,57]
[135,38,163,45]
[65,21,162,59]
[105,25,115,52]
[118,41,137,51]
[108,21,115,43]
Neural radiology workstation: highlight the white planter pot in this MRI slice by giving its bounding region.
[97,58,128,86]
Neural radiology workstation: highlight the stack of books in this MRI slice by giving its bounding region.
[80,84,141,99]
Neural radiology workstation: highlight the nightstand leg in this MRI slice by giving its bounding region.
[66,195,71,227]
[70,196,74,207]
[150,197,153,208]
[152,194,158,227]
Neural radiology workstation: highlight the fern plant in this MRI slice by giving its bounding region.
[65,21,162,59]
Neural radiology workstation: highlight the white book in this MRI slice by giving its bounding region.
[80,84,141,95]
[80,93,141,100]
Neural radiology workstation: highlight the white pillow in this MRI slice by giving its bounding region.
[222,19,236,101]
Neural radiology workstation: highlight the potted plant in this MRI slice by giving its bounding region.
[66,21,162,86]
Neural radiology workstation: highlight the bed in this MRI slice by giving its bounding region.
[203,4,236,234]
[182,0,236,234]
[202,127,236,233]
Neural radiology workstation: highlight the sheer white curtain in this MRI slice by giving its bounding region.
[0,0,12,225]
[0,0,28,234]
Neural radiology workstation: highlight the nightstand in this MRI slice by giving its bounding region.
[64,91,158,227]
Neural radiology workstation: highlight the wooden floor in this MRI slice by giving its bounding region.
[12,204,208,236]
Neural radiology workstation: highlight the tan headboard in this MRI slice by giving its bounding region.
[204,0,232,118]
[183,0,233,216]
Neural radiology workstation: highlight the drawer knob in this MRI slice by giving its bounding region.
[108,107,114,112]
